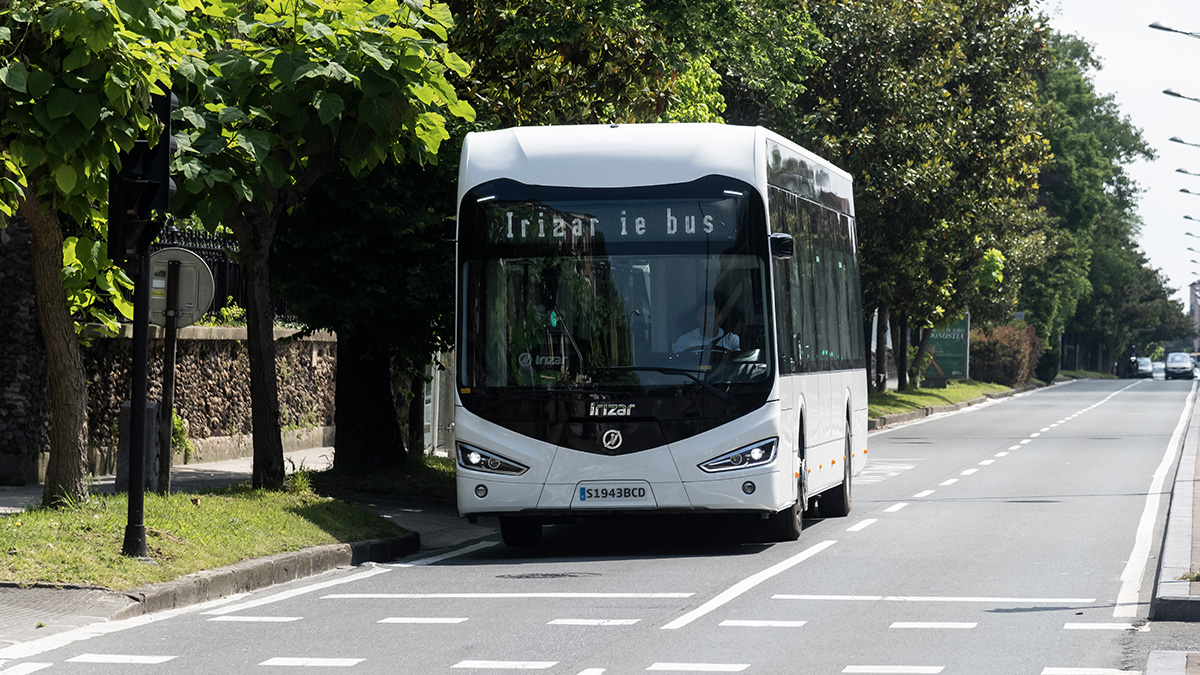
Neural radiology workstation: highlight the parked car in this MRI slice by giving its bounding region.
[1165,352,1195,380]
[1133,357,1153,378]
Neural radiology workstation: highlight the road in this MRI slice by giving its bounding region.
[4,379,1197,674]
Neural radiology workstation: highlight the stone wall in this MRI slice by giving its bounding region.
[82,326,337,475]
[0,218,51,484]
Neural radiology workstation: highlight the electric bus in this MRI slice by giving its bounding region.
[453,124,868,546]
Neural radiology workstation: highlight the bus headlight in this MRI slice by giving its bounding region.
[456,442,529,476]
[699,438,778,473]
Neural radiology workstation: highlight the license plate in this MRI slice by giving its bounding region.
[573,481,656,508]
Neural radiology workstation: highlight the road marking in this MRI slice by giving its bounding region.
[1062,623,1147,631]
[576,670,606,675]
[647,664,749,672]
[391,541,497,567]
[661,540,836,630]
[1040,427,1051,432]
[379,617,470,624]
[1030,432,1042,438]
[1020,439,1032,445]
[939,479,958,486]
[889,622,976,629]
[205,566,391,616]
[960,469,978,475]
[67,654,177,664]
[720,619,807,627]
[847,519,877,532]
[259,657,365,667]
[549,619,640,626]
[884,503,908,513]
[774,594,1096,604]
[0,665,53,674]
[978,459,995,465]
[840,662,940,667]
[1040,669,1138,674]
[328,592,693,599]
[995,452,1009,457]
[913,490,935,498]
[1008,445,1022,450]
[453,661,558,670]
[1114,380,1196,618]
[208,616,302,622]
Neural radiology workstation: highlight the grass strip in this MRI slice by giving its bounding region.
[867,379,1010,418]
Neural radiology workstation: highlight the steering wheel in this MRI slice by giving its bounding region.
[681,345,733,355]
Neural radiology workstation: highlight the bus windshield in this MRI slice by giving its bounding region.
[458,178,771,394]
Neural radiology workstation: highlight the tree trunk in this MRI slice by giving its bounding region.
[21,204,89,507]
[230,214,285,490]
[875,305,889,392]
[909,326,932,384]
[895,313,909,390]
[407,364,425,457]
[334,332,404,473]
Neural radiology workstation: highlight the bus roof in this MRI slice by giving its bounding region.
[457,124,853,205]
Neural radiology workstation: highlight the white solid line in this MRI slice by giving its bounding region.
[0,664,53,674]
[720,619,807,627]
[840,662,940,667]
[548,619,640,626]
[646,663,749,672]
[259,657,365,667]
[960,468,978,475]
[328,592,693,599]
[206,566,391,616]
[939,479,958,486]
[660,540,836,630]
[889,622,976,629]
[1062,623,1147,631]
[847,519,877,532]
[208,616,302,623]
[391,541,497,567]
[978,459,995,465]
[379,617,470,624]
[67,654,177,664]
[884,503,908,513]
[913,490,935,498]
[1114,381,1196,618]
[1040,669,1137,674]
[774,594,1096,604]
[453,661,558,670]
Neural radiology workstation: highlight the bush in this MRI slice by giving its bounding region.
[970,325,1044,387]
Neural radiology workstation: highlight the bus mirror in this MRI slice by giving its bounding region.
[769,232,794,259]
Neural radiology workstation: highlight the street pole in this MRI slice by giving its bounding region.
[157,259,181,494]
[122,247,154,559]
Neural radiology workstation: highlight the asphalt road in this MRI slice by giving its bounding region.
[3,379,1196,674]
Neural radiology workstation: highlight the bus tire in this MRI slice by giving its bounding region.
[500,516,542,547]
[764,499,802,542]
[820,427,853,518]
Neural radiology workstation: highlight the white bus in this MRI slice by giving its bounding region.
[453,124,868,546]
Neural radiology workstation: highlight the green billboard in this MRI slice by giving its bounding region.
[922,314,970,383]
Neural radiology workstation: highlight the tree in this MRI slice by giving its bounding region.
[790,0,1052,390]
[0,0,184,505]
[171,0,475,488]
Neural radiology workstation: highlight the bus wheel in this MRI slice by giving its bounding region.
[500,517,542,547]
[763,499,802,542]
[820,429,853,518]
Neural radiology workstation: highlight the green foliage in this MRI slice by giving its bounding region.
[195,296,246,327]
[661,54,726,124]
[171,411,194,462]
[61,234,133,343]
[970,324,1045,387]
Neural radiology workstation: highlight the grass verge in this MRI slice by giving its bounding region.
[1,484,403,591]
[310,453,457,501]
[867,379,1010,418]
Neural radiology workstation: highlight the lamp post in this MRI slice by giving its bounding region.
[1165,89,1200,105]
[1151,21,1200,40]
[1172,137,1200,150]
[1179,168,1200,179]
[1182,188,1200,197]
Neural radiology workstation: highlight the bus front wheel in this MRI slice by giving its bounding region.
[500,516,542,547]
[763,499,802,542]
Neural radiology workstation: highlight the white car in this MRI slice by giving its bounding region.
[1165,352,1195,380]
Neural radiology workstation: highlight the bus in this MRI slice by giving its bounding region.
[453,124,868,546]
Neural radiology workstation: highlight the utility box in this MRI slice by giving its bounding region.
[117,400,161,493]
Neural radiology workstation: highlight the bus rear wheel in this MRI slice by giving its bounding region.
[500,516,542,547]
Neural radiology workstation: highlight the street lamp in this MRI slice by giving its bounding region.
[1172,137,1200,150]
[1151,21,1200,40]
[1179,168,1200,179]
[1183,188,1200,197]
[1165,89,1200,104]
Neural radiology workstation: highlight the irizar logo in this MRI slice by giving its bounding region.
[518,352,566,367]
[590,402,635,417]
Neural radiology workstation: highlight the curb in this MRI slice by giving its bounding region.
[867,383,1042,431]
[110,532,419,621]
[1150,383,1200,622]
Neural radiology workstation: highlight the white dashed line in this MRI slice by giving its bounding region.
[995,452,1009,457]
[452,661,557,670]
[379,617,470,624]
[889,622,976,629]
[843,667,943,674]
[961,469,978,475]
[647,664,749,672]
[847,519,877,532]
[884,503,908,513]
[939,479,958,486]
[67,654,177,664]
[913,490,935,498]
[208,616,301,623]
[1062,623,1147,631]
[329,593,694,599]
[0,665,53,675]
[576,670,607,675]
[259,657,365,667]
[549,619,640,626]
[774,595,1096,604]
[1040,669,1136,675]
[1030,432,1042,438]
[1008,445,1022,450]
[719,620,807,627]
[1020,439,1032,445]
[978,460,994,465]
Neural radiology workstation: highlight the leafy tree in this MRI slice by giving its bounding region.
[0,0,185,505]
[790,0,1052,390]
[170,0,475,488]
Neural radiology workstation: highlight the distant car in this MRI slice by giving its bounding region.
[1133,357,1153,378]
[1165,352,1195,380]
[1152,362,1166,380]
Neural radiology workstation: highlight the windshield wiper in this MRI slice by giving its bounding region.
[583,365,739,409]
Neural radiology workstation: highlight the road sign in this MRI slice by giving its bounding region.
[148,247,215,328]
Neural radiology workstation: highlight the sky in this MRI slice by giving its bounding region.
[1046,0,1200,307]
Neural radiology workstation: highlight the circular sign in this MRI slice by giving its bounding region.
[148,247,215,329]
[602,429,623,450]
